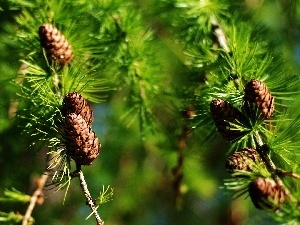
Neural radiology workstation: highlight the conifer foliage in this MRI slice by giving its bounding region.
[1,0,300,225]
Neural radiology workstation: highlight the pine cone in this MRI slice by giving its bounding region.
[249,177,286,211]
[210,99,246,141]
[225,147,261,173]
[244,79,274,119]
[62,92,93,126]
[63,113,100,165]
[39,23,73,67]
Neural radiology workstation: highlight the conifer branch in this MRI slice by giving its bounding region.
[254,133,277,173]
[72,165,104,225]
[3,1,300,224]
[254,133,297,202]
[276,169,300,179]
[172,139,184,204]
[211,17,230,52]
[172,106,194,206]
[22,172,48,225]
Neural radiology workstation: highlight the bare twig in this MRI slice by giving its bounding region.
[22,172,49,225]
[73,165,104,225]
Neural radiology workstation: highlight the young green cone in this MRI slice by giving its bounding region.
[244,79,274,119]
[39,23,73,67]
[210,99,246,141]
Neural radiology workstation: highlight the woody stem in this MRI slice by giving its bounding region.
[22,172,49,225]
[73,165,104,225]
[254,132,296,202]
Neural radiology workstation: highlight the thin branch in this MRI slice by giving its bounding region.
[22,172,49,225]
[276,169,300,179]
[172,106,194,206]
[210,17,241,89]
[53,72,62,100]
[211,17,230,52]
[254,132,297,202]
[73,165,104,225]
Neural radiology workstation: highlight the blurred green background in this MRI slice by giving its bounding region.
[1,0,300,224]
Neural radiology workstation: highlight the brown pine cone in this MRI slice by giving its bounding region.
[225,147,261,173]
[39,23,73,67]
[210,99,246,141]
[63,113,100,165]
[62,92,93,126]
[249,177,286,211]
[244,79,274,119]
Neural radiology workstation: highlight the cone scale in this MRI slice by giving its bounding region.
[210,99,246,141]
[244,79,274,119]
[249,177,285,211]
[39,23,73,67]
[61,92,100,165]
[225,147,260,173]
[62,92,93,126]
